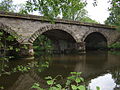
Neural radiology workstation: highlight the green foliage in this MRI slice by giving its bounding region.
[12,65,31,72]
[31,83,44,90]
[0,29,20,76]
[67,72,85,90]
[31,71,100,90]
[37,60,49,72]
[81,17,99,24]
[12,60,49,73]
[15,3,29,14]
[96,86,100,90]
[24,0,87,21]
[31,72,87,90]
[6,35,15,41]
[33,35,53,55]
[0,30,19,56]
[0,0,16,12]
[0,0,99,24]
[0,0,28,14]
[109,51,120,55]
[108,42,120,49]
[105,0,120,30]
[22,45,28,50]
[0,86,4,90]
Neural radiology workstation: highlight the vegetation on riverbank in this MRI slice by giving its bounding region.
[32,72,86,90]
[31,72,100,90]
[33,35,53,56]
[105,0,120,31]
[108,42,120,50]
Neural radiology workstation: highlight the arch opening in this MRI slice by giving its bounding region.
[84,32,107,51]
[33,29,77,55]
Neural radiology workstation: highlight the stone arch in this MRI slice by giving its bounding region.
[28,24,79,43]
[0,22,21,42]
[83,31,108,50]
[82,31,108,42]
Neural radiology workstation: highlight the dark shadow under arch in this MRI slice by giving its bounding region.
[43,29,76,42]
[84,32,107,50]
[33,29,77,54]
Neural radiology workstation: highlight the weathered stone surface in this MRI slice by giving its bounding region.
[0,12,119,56]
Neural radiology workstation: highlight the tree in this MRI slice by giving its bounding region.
[0,0,15,12]
[81,16,99,23]
[24,0,87,21]
[105,0,120,26]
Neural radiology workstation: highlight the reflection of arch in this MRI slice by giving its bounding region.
[84,32,108,50]
[0,22,20,42]
[9,70,46,90]
[28,24,78,43]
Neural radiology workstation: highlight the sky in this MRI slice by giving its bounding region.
[85,0,111,24]
[13,0,111,24]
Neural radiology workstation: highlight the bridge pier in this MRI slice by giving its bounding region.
[18,42,86,58]
[19,44,34,59]
[76,42,86,54]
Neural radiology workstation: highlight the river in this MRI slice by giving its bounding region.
[0,51,120,90]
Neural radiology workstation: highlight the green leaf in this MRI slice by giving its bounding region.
[96,86,100,90]
[31,83,41,89]
[23,45,28,49]
[0,86,4,90]
[49,87,58,90]
[15,48,20,52]
[70,72,77,74]
[75,77,81,83]
[67,76,76,80]
[76,72,82,75]
[6,36,14,41]
[56,84,62,89]
[0,32,3,36]
[71,85,77,90]
[47,80,54,85]
[77,85,86,90]
[66,80,71,86]
[80,77,84,82]
[45,76,52,80]
[9,46,13,50]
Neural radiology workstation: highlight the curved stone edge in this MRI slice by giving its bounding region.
[28,24,79,44]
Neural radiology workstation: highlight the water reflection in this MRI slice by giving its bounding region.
[0,51,120,90]
[111,67,120,90]
[89,74,116,90]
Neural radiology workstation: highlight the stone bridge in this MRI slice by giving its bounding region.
[0,12,119,56]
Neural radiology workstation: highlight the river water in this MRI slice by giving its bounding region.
[0,51,120,90]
